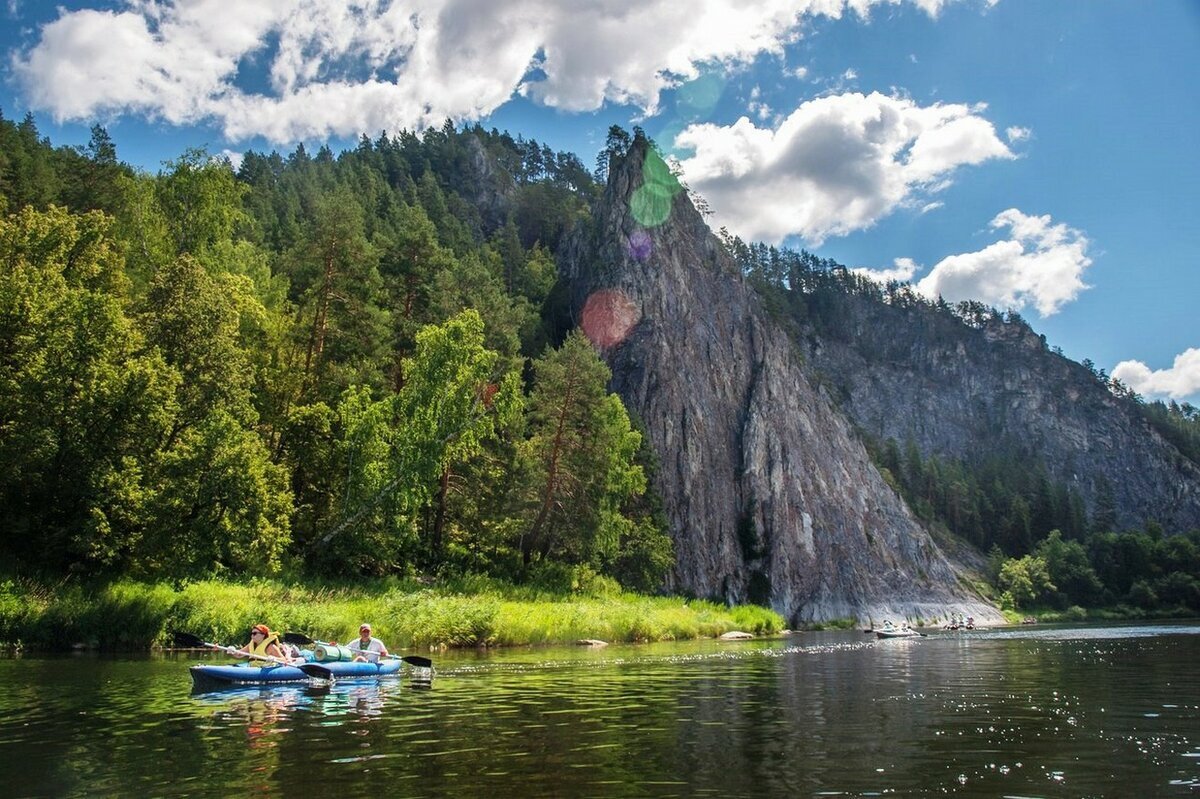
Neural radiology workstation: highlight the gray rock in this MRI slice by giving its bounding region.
[795,292,1200,533]
[560,137,1004,627]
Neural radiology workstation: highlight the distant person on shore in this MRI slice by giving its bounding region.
[236,624,289,663]
[348,623,390,663]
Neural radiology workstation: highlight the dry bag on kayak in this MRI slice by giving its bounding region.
[314,643,354,662]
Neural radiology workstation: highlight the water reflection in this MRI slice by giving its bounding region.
[1,624,1198,797]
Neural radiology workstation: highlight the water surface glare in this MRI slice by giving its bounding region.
[1,623,1197,797]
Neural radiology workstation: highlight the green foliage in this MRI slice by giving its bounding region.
[140,409,292,577]
[141,255,258,428]
[1035,530,1103,607]
[287,186,389,401]
[0,577,782,651]
[517,331,656,575]
[727,603,788,634]
[865,434,1088,555]
[0,205,175,572]
[997,555,1055,609]
[308,311,524,573]
[155,149,248,255]
[991,528,1200,614]
[0,114,674,602]
[389,590,501,647]
[1139,400,1200,468]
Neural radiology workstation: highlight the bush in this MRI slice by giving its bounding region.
[1154,572,1200,610]
[728,603,786,635]
[1127,580,1158,609]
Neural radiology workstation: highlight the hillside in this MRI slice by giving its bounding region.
[560,134,1003,624]
[2,112,1198,622]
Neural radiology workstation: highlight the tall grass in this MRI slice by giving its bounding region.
[0,577,785,652]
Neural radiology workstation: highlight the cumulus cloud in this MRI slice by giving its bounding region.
[216,149,244,171]
[913,209,1091,316]
[12,0,991,144]
[673,91,1013,243]
[1112,349,1200,402]
[851,256,919,283]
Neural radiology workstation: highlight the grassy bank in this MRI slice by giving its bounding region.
[999,605,1198,625]
[0,576,785,652]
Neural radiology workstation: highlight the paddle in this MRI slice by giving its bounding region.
[172,631,334,679]
[281,632,433,669]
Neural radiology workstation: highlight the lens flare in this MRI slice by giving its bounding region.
[642,148,681,193]
[631,182,674,227]
[627,230,652,262]
[580,289,640,349]
[631,148,685,228]
[676,72,725,118]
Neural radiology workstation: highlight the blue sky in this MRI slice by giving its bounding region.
[2,0,1198,404]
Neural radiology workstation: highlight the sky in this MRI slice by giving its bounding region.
[2,0,1198,405]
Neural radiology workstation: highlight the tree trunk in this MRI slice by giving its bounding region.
[431,464,451,564]
[303,241,338,383]
[525,362,581,563]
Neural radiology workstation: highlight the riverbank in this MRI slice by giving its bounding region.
[0,576,785,652]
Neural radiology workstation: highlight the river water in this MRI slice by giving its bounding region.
[2,623,1198,797]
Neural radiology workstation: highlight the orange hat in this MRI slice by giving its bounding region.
[252,624,270,636]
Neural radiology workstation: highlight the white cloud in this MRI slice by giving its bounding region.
[216,149,244,171]
[673,91,1013,243]
[914,208,1091,316]
[1112,349,1200,402]
[13,0,994,144]
[851,256,919,283]
[1006,125,1032,142]
[747,85,773,120]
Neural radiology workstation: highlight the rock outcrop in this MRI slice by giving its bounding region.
[560,137,1003,626]
[794,291,1200,532]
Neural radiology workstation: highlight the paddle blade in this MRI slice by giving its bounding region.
[402,655,433,669]
[172,631,207,649]
[299,663,334,680]
[282,632,316,646]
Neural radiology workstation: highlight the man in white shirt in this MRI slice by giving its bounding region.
[348,623,390,662]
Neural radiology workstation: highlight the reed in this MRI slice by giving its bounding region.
[0,576,786,651]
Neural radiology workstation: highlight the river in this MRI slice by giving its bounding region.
[2,622,1197,797]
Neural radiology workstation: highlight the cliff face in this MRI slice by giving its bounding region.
[796,292,1200,533]
[560,139,1003,625]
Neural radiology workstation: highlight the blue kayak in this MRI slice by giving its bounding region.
[190,659,402,687]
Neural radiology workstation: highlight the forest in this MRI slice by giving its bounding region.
[2,108,1198,616]
[0,111,670,593]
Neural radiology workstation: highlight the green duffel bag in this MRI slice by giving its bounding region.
[314,643,354,662]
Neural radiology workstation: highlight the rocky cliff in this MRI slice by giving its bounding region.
[560,137,1004,626]
[793,288,1200,533]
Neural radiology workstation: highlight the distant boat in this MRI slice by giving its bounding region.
[875,621,921,639]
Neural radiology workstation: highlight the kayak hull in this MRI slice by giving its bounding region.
[190,659,402,687]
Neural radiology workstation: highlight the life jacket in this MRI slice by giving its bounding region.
[247,632,280,662]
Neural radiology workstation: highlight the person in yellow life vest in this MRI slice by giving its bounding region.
[235,624,288,663]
